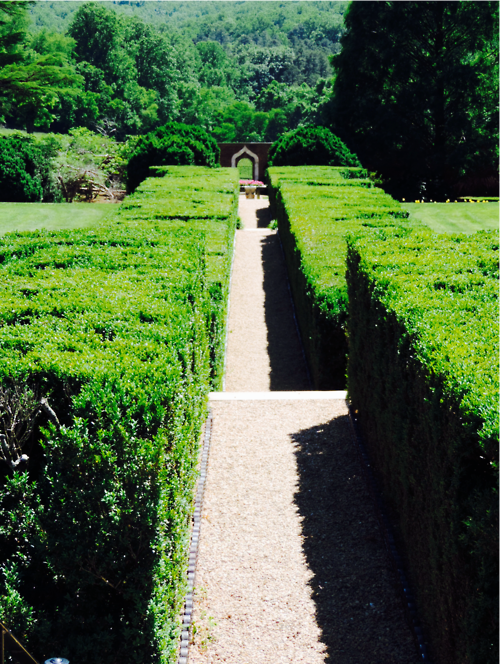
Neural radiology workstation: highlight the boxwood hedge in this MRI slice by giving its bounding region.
[267,166,418,388]
[0,166,238,663]
[267,126,361,168]
[346,228,498,664]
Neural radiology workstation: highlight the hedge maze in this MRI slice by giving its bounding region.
[0,166,238,663]
[0,159,496,664]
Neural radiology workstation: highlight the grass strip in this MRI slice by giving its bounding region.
[403,201,499,234]
[0,202,118,234]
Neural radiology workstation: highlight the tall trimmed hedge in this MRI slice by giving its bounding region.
[121,165,238,385]
[267,126,361,168]
[0,166,238,663]
[267,166,417,388]
[346,228,499,664]
[127,123,220,193]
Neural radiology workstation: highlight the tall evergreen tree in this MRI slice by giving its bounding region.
[330,1,499,198]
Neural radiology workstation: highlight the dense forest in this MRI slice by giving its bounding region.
[0,1,348,140]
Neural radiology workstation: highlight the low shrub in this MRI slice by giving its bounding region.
[267,165,417,388]
[0,166,238,663]
[127,123,220,193]
[346,228,499,664]
[267,126,361,168]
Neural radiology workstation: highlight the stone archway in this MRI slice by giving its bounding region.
[231,145,260,180]
[218,143,273,181]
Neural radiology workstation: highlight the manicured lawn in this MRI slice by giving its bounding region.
[0,202,119,234]
[403,202,499,234]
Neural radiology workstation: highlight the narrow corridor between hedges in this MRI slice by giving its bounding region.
[186,194,421,664]
[224,195,310,392]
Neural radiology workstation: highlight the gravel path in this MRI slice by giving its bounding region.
[224,224,310,391]
[188,197,420,663]
[189,401,420,664]
[237,193,272,229]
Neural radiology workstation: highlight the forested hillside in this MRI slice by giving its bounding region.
[30,1,347,50]
[8,1,347,140]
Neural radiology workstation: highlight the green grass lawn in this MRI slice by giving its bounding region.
[403,202,499,234]
[0,203,119,235]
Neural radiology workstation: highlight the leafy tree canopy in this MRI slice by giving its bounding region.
[268,125,360,168]
[126,121,219,191]
[330,0,499,199]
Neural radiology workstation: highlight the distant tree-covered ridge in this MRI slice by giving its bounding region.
[30,1,347,60]
[0,0,347,138]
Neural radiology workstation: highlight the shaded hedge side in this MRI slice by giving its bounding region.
[0,166,238,663]
[346,228,499,664]
[267,166,416,388]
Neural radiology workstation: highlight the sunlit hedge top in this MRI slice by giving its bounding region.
[347,227,499,459]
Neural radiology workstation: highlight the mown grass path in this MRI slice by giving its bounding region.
[404,201,498,234]
[0,202,118,234]
[188,195,421,664]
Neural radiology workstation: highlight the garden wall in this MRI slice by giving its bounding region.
[0,166,238,664]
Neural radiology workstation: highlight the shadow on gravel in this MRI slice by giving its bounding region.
[291,415,420,664]
[260,234,311,391]
[255,206,272,228]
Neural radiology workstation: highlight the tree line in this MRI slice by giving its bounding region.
[0,1,346,140]
[0,0,497,199]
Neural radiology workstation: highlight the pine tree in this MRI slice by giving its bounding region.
[330,1,499,199]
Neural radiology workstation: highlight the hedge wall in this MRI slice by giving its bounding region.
[120,166,238,388]
[267,166,418,388]
[0,166,238,663]
[346,228,499,664]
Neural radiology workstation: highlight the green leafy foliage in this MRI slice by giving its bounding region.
[0,165,238,663]
[127,123,219,193]
[267,165,416,387]
[267,126,360,168]
[0,134,51,202]
[38,127,133,201]
[17,1,349,137]
[346,228,499,664]
[330,1,499,199]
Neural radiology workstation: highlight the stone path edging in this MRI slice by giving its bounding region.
[177,410,213,664]
[210,391,347,400]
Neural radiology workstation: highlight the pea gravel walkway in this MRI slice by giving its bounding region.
[188,196,420,663]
